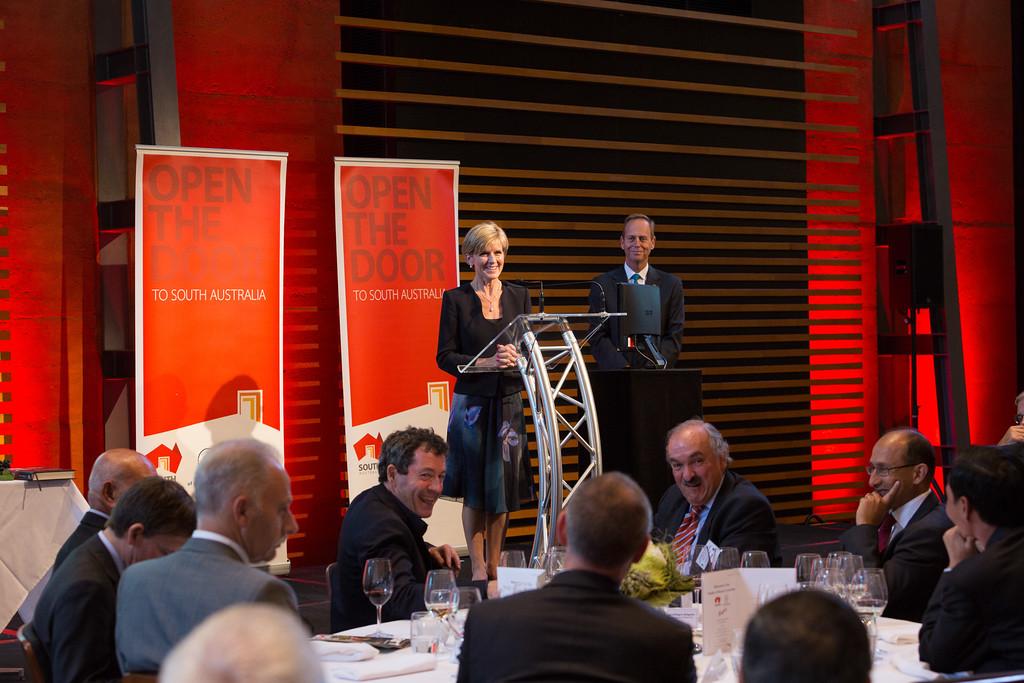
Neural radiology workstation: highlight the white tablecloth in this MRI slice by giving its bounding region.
[327,616,937,683]
[0,479,88,626]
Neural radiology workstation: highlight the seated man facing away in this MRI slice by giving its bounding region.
[654,419,780,566]
[919,445,1024,674]
[743,590,871,683]
[457,472,697,683]
[54,448,156,570]
[332,427,461,631]
[840,429,951,621]
[161,604,324,683]
[116,438,299,673]
[27,477,195,683]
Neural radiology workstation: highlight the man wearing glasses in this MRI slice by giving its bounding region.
[840,429,952,621]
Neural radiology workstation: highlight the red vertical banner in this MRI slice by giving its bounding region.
[335,159,462,546]
[135,146,287,566]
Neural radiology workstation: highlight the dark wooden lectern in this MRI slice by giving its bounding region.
[589,369,703,507]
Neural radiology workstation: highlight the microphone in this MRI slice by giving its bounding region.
[508,280,607,313]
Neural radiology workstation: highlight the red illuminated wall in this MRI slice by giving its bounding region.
[804,1,878,516]
[871,1,1015,449]
[171,0,344,565]
[0,1,103,477]
[938,2,1016,445]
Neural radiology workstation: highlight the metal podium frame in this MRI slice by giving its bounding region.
[459,312,623,565]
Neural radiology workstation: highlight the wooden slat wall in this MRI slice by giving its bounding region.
[336,0,866,531]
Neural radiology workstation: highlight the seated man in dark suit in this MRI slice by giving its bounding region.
[458,472,696,683]
[920,445,1024,674]
[54,448,156,569]
[840,429,951,621]
[588,213,684,369]
[743,590,871,683]
[116,439,299,673]
[332,427,461,631]
[27,477,195,683]
[653,419,780,566]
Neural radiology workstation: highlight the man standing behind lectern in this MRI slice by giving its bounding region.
[588,214,684,369]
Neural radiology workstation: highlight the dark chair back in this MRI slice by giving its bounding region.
[17,623,47,683]
[326,561,338,603]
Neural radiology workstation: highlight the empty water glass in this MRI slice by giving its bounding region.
[794,553,822,588]
[410,611,442,654]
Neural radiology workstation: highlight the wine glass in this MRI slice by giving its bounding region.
[715,547,740,570]
[740,550,770,568]
[450,586,482,662]
[794,553,822,589]
[499,549,526,568]
[362,558,394,637]
[850,568,888,654]
[544,546,567,578]
[424,569,458,618]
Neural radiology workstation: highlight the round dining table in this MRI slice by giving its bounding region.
[322,615,939,682]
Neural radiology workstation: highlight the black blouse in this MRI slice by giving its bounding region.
[436,282,530,396]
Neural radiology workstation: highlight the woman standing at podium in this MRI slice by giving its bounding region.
[437,221,534,581]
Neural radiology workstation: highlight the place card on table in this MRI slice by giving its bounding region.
[497,566,546,597]
[701,568,796,656]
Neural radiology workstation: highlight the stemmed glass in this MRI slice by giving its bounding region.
[740,550,770,568]
[424,569,458,618]
[424,569,459,650]
[449,586,482,662]
[362,558,394,637]
[544,546,568,578]
[849,568,888,654]
[715,547,740,570]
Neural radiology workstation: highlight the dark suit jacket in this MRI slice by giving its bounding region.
[53,509,107,570]
[437,282,530,396]
[29,534,121,683]
[919,526,1024,674]
[116,537,297,673]
[588,265,684,370]
[654,470,781,566]
[332,484,434,631]
[839,492,951,621]
[457,570,696,683]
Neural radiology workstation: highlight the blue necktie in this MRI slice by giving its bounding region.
[629,273,641,285]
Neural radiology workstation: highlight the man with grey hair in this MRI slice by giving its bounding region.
[161,604,323,683]
[654,419,780,567]
[588,213,685,369]
[54,448,156,569]
[115,439,298,673]
[457,472,696,683]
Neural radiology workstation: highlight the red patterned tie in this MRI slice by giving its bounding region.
[877,513,896,554]
[672,505,704,565]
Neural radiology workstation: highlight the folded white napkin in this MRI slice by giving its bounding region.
[877,625,920,646]
[890,654,939,681]
[699,651,737,683]
[323,652,437,681]
[311,640,379,662]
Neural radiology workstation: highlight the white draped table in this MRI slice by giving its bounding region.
[0,479,88,626]
[323,616,938,682]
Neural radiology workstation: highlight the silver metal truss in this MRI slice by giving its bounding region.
[459,312,621,566]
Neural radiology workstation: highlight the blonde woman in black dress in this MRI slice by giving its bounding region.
[436,221,534,581]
